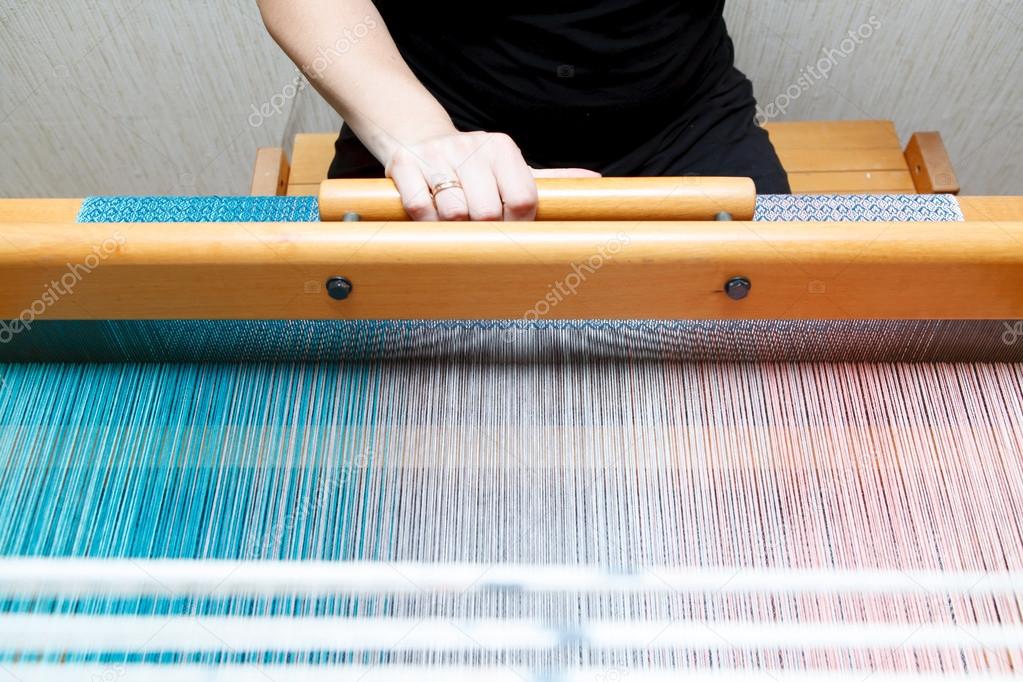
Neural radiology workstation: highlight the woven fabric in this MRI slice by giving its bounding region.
[76,194,965,223]
[77,195,320,223]
[754,193,965,221]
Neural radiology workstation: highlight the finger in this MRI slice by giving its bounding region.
[425,168,469,221]
[531,167,603,179]
[387,157,439,221]
[493,153,538,221]
[456,158,504,221]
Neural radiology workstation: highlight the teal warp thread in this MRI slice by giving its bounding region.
[0,360,393,664]
[0,362,383,561]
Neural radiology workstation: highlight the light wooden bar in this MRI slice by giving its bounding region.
[0,220,1020,320]
[0,199,83,223]
[958,197,1023,222]
[318,177,757,222]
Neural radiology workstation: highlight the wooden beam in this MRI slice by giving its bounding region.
[286,123,962,198]
[773,148,908,173]
[904,132,960,194]
[0,199,83,223]
[763,120,902,150]
[250,148,290,196]
[0,220,1020,321]
[958,196,1023,222]
[786,170,916,194]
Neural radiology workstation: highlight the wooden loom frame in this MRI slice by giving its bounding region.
[0,197,1021,320]
[253,121,963,197]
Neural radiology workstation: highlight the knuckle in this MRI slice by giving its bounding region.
[439,204,469,221]
[403,197,433,218]
[495,134,523,155]
[456,137,478,153]
[473,207,503,221]
[503,193,537,214]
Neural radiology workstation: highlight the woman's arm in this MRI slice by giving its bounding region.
[257,0,596,220]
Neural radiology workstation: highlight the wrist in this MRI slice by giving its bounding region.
[362,117,458,164]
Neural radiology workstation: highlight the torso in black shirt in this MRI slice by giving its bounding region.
[331,1,790,192]
[374,1,730,161]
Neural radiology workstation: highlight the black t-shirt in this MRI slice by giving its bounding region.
[371,1,738,166]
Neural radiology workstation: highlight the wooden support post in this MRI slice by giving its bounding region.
[250,148,291,196]
[904,132,960,195]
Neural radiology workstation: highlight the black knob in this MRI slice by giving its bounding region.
[342,212,361,222]
[724,276,751,301]
[325,276,353,300]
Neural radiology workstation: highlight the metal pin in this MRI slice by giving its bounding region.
[725,276,751,300]
[325,276,353,300]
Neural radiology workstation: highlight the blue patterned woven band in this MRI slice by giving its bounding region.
[77,193,966,223]
[753,193,964,221]
[78,195,320,223]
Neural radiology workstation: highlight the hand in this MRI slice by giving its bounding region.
[385,130,600,221]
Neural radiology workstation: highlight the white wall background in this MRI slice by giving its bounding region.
[1,0,1019,197]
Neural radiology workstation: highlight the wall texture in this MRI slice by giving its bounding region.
[1,0,297,197]
[725,0,1022,195]
[1,0,1020,197]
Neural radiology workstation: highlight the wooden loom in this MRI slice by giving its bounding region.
[1,118,1020,321]
[0,190,1021,322]
[3,126,1023,680]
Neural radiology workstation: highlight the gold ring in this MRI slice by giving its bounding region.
[430,179,463,196]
